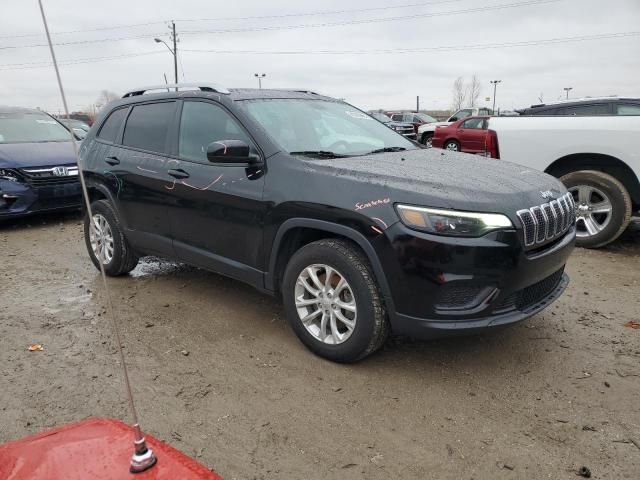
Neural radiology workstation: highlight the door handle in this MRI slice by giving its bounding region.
[168,168,190,179]
[105,156,120,166]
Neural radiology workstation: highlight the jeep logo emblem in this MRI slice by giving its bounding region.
[540,190,555,200]
[52,166,69,176]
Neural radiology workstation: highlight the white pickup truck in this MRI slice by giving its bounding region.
[487,115,640,248]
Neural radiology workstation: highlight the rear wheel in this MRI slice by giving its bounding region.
[560,170,631,248]
[421,132,434,148]
[84,199,139,276]
[444,140,460,151]
[282,239,389,363]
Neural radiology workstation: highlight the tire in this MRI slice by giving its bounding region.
[83,199,139,276]
[560,170,632,248]
[421,132,434,147]
[444,140,460,151]
[281,239,389,363]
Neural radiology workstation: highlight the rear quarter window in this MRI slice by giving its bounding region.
[122,102,176,153]
[97,108,127,143]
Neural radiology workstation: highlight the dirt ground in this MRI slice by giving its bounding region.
[1,212,639,479]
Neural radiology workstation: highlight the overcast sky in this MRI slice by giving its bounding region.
[0,0,639,114]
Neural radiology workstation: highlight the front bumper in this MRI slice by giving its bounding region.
[378,222,575,338]
[0,178,82,219]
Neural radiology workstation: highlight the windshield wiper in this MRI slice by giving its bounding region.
[366,147,408,154]
[289,150,349,159]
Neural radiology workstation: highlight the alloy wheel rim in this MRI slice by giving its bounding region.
[425,137,433,148]
[294,264,357,345]
[89,213,114,264]
[569,185,613,238]
[446,142,458,151]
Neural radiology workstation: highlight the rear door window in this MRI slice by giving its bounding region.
[560,104,609,116]
[97,108,127,143]
[122,102,176,153]
[460,118,485,129]
[615,104,640,115]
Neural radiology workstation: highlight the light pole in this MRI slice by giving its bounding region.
[254,73,266,89]
[563,87,573,99]
[490,80,501,114]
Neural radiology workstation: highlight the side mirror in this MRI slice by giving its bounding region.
[73,128,87,140]
[206,139,258,164]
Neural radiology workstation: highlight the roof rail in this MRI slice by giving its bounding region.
[122,83,230,98]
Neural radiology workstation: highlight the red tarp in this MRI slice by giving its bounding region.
[0,418,223,480]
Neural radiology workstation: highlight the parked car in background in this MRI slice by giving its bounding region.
[80,83,574,362]
[388,112,437,134]
[487,115,640,248]
[417,107,492,146]
[370,112,417,140]
[0,106,81,219]
[58,118,90,139]
[517,97,640,116]
[432,116,489,153]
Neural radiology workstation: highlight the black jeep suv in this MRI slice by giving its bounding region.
[80,84,575,362]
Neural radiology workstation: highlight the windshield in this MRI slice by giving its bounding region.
[416,113,437,123]
[371,112,391,123]
[0,112,71,143]
[242,99,416,156]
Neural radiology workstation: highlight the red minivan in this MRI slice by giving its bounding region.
[431,116,489,154]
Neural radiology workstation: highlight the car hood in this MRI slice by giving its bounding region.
[386,121,414,128]
[0,141,77,168]
[418,121,451,132]
[302,148,566,219]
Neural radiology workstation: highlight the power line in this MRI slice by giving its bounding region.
[179,0,560,35]
[175,0,468,22]
[0,0,467,39]
[0,51,164,71]
[0,20,167,39]
[180,31,640,55]
[1,30,635,72]
[0,0,560,50]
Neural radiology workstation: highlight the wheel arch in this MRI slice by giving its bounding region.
[266,219,395,313]
[545,153,640,209]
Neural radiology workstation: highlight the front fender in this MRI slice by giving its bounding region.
[265,218,396,316]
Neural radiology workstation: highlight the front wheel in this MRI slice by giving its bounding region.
[560,170,632,248]
[421,132,433,147]
[84,199,139,276]
[281,239,389,363]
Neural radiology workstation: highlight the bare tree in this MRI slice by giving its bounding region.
[451,77,466,111]
[97,90,119,106]
[467,75,481,107]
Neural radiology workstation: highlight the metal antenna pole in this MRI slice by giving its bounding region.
[37,0,156,473]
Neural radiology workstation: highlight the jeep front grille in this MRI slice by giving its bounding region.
[516,192,575,248]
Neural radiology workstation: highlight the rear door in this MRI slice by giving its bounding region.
[457,117,487,153]
[113,101,177,255]
[165,99,266,285]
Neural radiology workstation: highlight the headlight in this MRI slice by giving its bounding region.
[0,169,20,182]
[396,204,513,237]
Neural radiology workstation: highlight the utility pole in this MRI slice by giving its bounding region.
[416,96,420,112]
[490,80,501,114]
[154,21,178,90]
[171,21,178,86]
[563,87,573,99]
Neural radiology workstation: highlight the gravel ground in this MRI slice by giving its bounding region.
[1,212,639,479]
